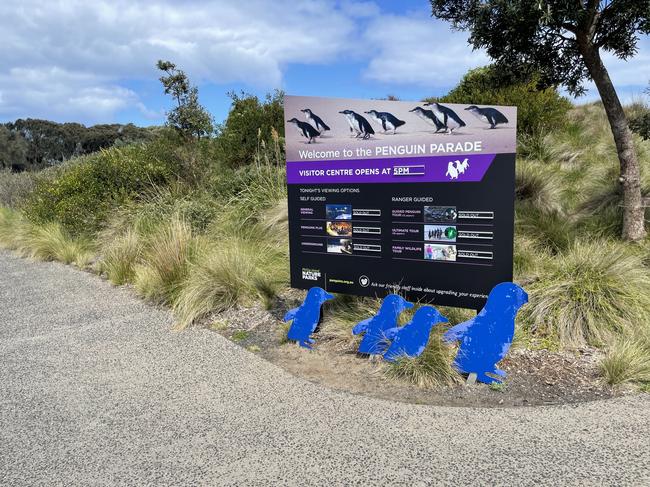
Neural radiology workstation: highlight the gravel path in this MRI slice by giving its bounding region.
[1,250,649,486]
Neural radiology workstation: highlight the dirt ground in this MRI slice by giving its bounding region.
[207,297,624,408]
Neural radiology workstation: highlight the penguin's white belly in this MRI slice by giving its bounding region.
[432,109,446,126]
[446,116,461,129]
[384,119,395,131]
[345,116,358,132]
[296,127,306,137]
[416,113,435,126]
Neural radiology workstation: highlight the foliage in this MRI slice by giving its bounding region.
[435,65,571,135]
[384,326,461,388]
[22,138,181,235]
[515,159,565,214]
[157,60,214,140]
[2,119,154,170]
[98,230,143,285]
[216,90,284,167]
[520,241,650,347]
[133,216,202,304]
[600,337,650,386]
[0,169,38,208]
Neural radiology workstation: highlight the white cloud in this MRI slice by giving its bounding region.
[0,0,362,122]
[362,15,488,87]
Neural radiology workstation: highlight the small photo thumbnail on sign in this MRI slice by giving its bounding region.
[424,243,457,261]
[326,204,352,220]
[327,221,352,237]
[327,238,353,255]
[424,206,457,223]
[424,224,458,242]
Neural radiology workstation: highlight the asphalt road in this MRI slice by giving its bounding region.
[1,250,649,486]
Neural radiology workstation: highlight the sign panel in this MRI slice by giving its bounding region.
[284,95,517,310]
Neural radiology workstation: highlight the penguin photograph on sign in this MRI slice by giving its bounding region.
[286,117,321,144]
[364,109,406,134]
[464,105,509,129]
[423,102,466,134]
[338,109,375,139]
[301,108,331,133]
[409,106,447,133]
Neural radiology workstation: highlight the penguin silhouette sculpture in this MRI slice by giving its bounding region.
[383,306,449,362]
[352,294,413,355]
[443,282,528,384]
[284,287,334,349]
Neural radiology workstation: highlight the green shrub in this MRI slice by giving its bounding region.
[22,139,181,235]
[384,327,461,388]
[216,90,284,168]
[601,338,650,386]
[520,241,650,347]
[434,65,572,136]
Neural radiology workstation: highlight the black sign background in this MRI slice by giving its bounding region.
[287,153,515,310]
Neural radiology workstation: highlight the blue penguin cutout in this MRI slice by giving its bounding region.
[443,282,529,384]
[352,294,414,355]
[383,306,449,362]
[284,287,334,349]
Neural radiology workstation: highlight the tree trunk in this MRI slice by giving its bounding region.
[578,38,647,241]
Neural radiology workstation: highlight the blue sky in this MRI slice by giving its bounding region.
[0,0,648,127]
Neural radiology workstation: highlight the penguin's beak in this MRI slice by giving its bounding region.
[403,301,415,310]
[300,109,307,113]
[409,108,418,112]
[338,111,345,114]
[438,314,449,323]
[325,292,335,301]
[423,102,431,106]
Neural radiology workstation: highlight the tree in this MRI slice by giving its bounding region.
[157,60,214,140]
[0,125,28,170]
[430,0,649,241]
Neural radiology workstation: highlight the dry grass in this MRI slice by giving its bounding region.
[384,327,461,388]
[98,229,144,285]
[600,337,650,386]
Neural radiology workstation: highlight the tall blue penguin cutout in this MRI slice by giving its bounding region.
[284,287,334,349]
[352,294,414,355]
[443,282,529,384]
[383,306,449,362]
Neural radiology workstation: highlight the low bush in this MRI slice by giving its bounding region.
[0,170,38,208]
[384,327,461,388]
[22,138,181,235]
[520,241,650,347]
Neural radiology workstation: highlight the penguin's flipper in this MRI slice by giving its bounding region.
[352,318,372,335]
[443,319,473,343]
[493,368,507,378]
[283,307,300,322]
[298,340,313,350]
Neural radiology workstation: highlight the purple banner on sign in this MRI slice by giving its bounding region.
[286,154,496,185]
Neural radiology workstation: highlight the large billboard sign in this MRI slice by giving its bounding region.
[284,95,517,310]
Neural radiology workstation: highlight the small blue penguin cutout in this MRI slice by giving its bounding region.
[284,287,334,349]
[383,306,449,362]
[352,294,414,355]
[443,282,529,384]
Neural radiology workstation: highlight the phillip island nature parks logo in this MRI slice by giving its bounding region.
[445,158,470,180]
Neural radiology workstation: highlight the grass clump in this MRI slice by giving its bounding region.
[0,170,38,208]
[133,216,201,304]
[600,338,650,386]
[173,236,287,329]
[384,328,461,388]
[521,241,650,347]
[515,160,565,214]
[98,230,143,285]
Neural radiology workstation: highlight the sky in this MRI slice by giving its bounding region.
[0,0,648,127]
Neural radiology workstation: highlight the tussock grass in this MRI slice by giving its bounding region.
[0,170,37,208]
[98,230,143,285]
[319,294,382,350]
[515,160,565,214]
[600,338,650,386]
[521,241,650,347]
[0,207,93,266]
[516,206,576,253]
[133,216,201,303]
[173,236,287,329]
[384,328,461,388]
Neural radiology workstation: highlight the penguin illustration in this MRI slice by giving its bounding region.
[408,107,446,133]
[455,158,469,174]
[423,102,466,134]
[464,105,509,129]
[300,108,330,133]
[284,287,335,349]
[287,117,321,144]
[383,306,449,362]
[338,110,375,139]
[443,282,529,384]
[364,110,406,134]
[352,294,414,355]
[446,161,459,180]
